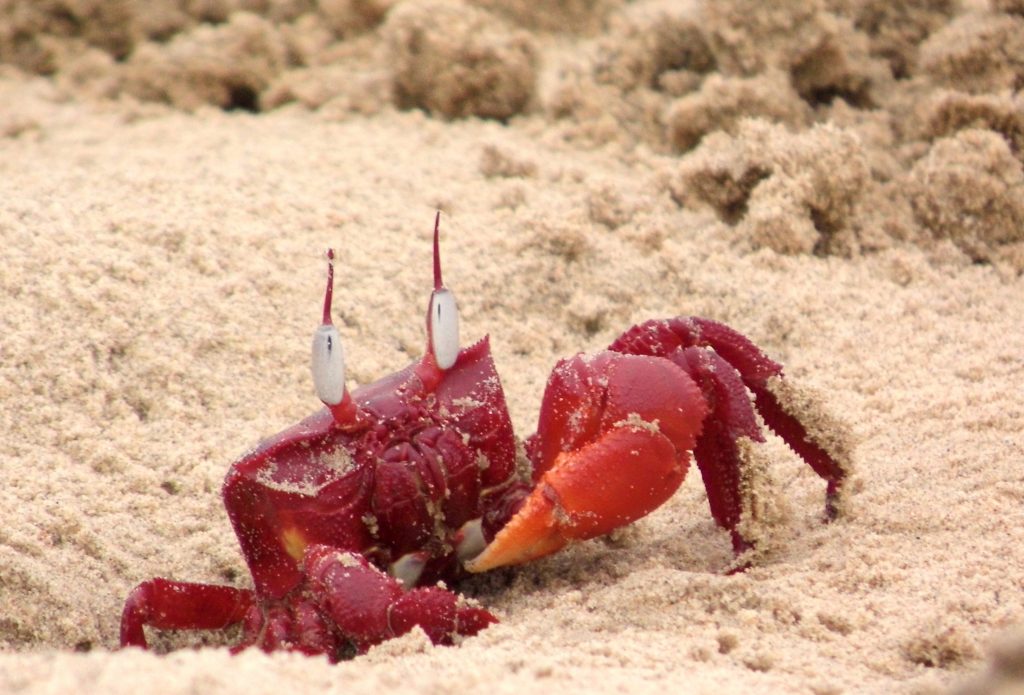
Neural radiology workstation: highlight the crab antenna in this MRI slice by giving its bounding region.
[322,248,335,326]
[433,211,443,290]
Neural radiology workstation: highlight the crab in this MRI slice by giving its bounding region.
[120,214,852,660]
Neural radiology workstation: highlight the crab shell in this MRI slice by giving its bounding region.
[222,335,520,600]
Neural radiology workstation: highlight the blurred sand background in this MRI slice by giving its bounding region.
[1,0,1023,693]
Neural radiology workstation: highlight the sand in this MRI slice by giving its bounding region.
[1,1,1023,693]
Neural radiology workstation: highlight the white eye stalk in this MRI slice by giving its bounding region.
[312,323,345,405]
[429,287,459,370]
[428,212,460,370]
[311,249,347,406]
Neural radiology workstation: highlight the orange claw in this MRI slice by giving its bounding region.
[465,352,707,573]
[465,425,684,571]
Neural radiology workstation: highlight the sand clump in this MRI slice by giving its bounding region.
[470,0,621,34]
[907,128,1024,266]
[919,12,1024,93]
[120,12,290,111]
[539,0,1024,271]
[665,70,812,152]
[5,0,1024,275]
[0,0,138,73]
[700,0,884,106]
[381,0,538,120]
[825,0,957,77]
[993,0,1024,14]
[0,0,541,118]
[669,120,873,256]
[922,90,1024,158]
[539,2,713,148]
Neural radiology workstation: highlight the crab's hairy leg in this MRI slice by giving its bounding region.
[467,352,706,572]
[681,318,852,518]
[120,579,254,648]
[610,317,851,518]
[303,545,495,653]
[672,347,769,553]
[747,379,851,518]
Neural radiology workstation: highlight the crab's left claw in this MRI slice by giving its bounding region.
[301,546,496,654]
[465,352,706,572]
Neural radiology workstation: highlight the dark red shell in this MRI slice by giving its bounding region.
[223,336,517,599]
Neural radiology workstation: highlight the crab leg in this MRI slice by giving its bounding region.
[609,317,852,519]
[120,579,254,648]
[466,352,707,572]
[670,318,849,514]
[302,545,495,653]
[747,380,848,518]
[673,345,770,553]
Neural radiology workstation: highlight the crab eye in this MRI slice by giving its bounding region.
[311,323,346,405]
[429,287,459,370]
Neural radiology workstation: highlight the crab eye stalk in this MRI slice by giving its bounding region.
[428,212,460,370]
[311,249,346,406]
[429,288,459,369]
[312,324,345,405]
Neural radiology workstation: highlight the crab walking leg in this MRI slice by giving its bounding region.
[672,346,771,553]
[466,352,707,572]
[120,579,254,648]
[671,318,851,514]
[234,596,336,656]
[303,545,496,653]
[609,317,853,518]
[747,379,849,517]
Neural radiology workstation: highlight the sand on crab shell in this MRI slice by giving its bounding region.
[1,1,1023,694]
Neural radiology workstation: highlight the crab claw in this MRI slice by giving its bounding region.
[465,352,706,572]
[304,545,496,653]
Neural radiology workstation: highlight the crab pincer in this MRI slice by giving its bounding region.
[465,351,708,571]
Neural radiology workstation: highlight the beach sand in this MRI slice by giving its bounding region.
[1,1,1023,693]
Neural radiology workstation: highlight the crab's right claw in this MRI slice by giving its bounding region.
[465,352,706,572]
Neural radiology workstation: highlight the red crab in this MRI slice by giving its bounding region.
[121,214,851,660]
